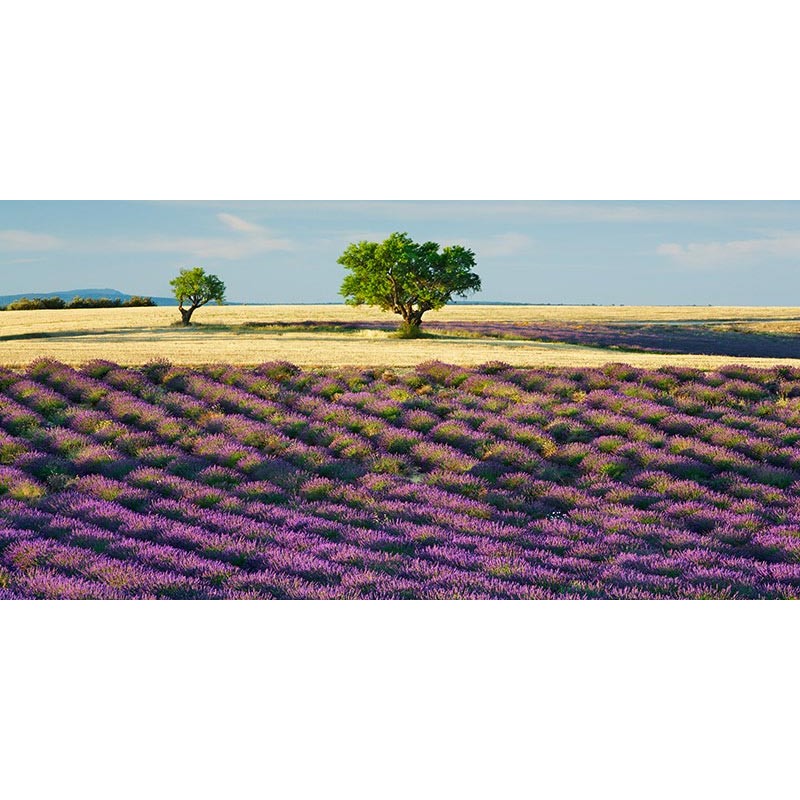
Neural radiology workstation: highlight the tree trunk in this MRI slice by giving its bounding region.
[180,306,194,326]
[399,307,424,338]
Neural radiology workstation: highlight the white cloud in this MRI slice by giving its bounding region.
[657,233,800,266]
[444,232,534,259]
[0,215,293,261]
[469,232,534,258]
[530,203,669,222]
[99,212,292,260]
[305,201,676,224]
[216,212,265,233]
[109,233,293,260]
[0,229,62,250]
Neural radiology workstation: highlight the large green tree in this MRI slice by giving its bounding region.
[169,267,226,326]
[337,232,481,335]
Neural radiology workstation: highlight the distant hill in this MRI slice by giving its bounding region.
[0,289,176,307]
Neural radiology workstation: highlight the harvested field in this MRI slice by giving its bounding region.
[1,305,799,368]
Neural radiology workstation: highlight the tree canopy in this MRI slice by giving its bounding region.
[337,232,481,334]
[169,267,226,325]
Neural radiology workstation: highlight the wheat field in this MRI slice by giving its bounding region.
[1,304,799,368]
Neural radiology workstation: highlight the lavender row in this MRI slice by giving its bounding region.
[2,359,800,598]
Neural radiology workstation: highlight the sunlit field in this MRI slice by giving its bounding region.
[1,304,799,368]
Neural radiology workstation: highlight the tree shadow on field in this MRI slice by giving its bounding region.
[425,321,800,359]
[0,329,130,342]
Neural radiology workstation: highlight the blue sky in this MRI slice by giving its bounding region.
[1,201,800,304]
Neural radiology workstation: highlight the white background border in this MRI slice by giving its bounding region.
[2,2,800,798]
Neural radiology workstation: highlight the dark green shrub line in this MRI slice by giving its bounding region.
[0,296,155,311]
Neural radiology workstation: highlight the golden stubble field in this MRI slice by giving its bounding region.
[1,304,800,368]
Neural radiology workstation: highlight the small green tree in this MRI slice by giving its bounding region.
[337,232,481,336]
[169,267,226,326]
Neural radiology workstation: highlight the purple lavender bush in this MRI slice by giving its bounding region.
[2,358,800,599]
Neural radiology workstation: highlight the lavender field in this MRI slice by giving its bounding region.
[2,358,800,599]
